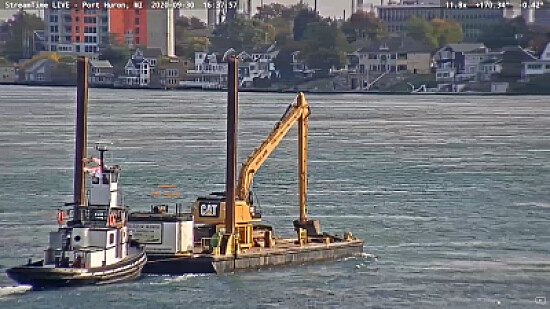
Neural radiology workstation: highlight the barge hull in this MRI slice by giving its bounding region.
[143,240,363,275]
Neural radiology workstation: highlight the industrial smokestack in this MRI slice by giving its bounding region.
[207,0,216,26]
[167,8,175,57]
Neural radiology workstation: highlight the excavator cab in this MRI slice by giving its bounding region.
[192,192,261,226]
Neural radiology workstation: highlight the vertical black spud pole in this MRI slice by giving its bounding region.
[74,56,88,222]
[225,56,238,235]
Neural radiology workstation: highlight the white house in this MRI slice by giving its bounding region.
[121,48,162,87]
[237,45,280,88]
[521,42,550,80]
[434,43,491,82]
[291,51,315,79]
[186,45,280,89]
[185,51,228,88]
[89,59,114,87]
[477,57,503,82]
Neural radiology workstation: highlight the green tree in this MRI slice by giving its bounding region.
[478,17,550,53]
[52,60,76,84]
[405,16,436,46]
[176,16,206,29]
[405,17,462,48]
[431,19,462,47]
[174,16,210,59]
[1,10,44,62]
[273,40,307,79]
[342,11,387,42]
[255,2,308,20]
[176,36,210,60]
[0,56,10,65]
[300,20,351,75]
[293,8,320,40]
[211,16,275,51]
[100,34,132,68]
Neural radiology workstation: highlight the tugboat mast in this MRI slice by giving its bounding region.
[97,144,107,173]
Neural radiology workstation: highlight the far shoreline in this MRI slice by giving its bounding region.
[1,82,549,96]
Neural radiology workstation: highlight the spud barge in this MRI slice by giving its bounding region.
[129,56,364,275]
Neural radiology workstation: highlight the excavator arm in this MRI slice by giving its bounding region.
[236,92,310,222]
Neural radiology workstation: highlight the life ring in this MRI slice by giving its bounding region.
[108,213,116,226]
[57,210,65,224]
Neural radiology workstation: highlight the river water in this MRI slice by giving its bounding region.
[0,86,549,308]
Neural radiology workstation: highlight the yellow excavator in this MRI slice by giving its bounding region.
[192,93,320,249]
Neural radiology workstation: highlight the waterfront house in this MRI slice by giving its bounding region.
[157,57,192,89]
[120,48,162,87]
[0,62,16,83]
[521,42,550,81]
[291,51,315,79]
[344,36,432,90]
[185,51,228,89]
[23,59,56,83]
[89,59,114,87]
[235,45,280,88]
[186,45,280,89]
[477,57,503,82]
[434,43,492,83]
[499,46,538,80]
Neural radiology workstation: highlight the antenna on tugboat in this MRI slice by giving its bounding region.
[96,144,108,173]
[73,56,88,224]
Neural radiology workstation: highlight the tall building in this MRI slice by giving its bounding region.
[109,6,174,56]
[109,8,148,47]
[145,9,174,56]
[44,5,109,54]
[376,5,507,41]
[352,0,366,13]
[207,0,252,26]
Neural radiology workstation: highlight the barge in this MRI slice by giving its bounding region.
[128,56,363,275]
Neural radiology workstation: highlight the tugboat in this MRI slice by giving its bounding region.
[7,146,147,289]
[6,56,146,289]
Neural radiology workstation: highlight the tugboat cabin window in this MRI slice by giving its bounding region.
[81,209,108,221]
[93,211,107,221]
[92,176,99,184]
[109,234,115,245]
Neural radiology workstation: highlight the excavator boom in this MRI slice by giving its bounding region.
[236,93,310,222]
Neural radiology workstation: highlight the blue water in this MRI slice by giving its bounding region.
[0,86,549,308]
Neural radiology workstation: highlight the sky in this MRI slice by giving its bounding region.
[179,0,358,22]
[249,0,353,19]
[0,0,357,22]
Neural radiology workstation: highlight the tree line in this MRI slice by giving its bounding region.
[1,5,549,78]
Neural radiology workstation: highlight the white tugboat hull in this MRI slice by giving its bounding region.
[7,247,146,290]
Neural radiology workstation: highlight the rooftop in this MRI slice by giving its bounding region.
[143,48,163,59]
[90,59,113,69]
[352,37,433,53]
[445,43,486,53]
